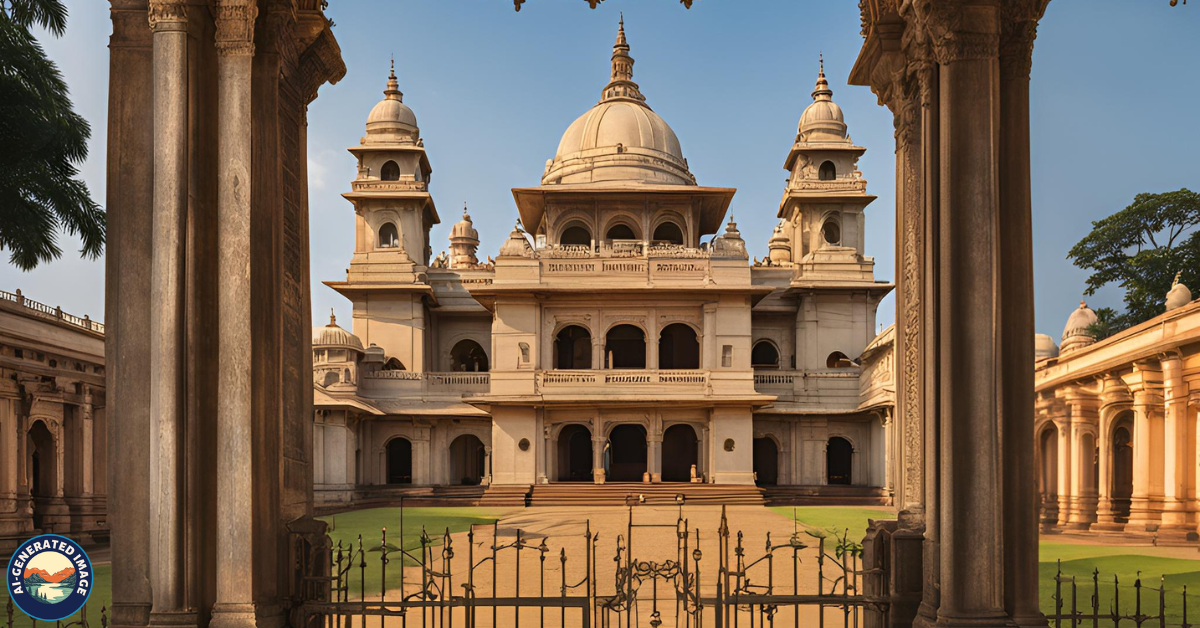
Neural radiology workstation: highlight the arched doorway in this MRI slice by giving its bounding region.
[658,323,699,369]
[606,223,637,241]
[380,160,400,181]
[1111,419,1133,521]
[557,424,593,482]
[652,221,684,245]
[661,424,698,482]
[751,341,779,368]
[1038,426,1058,518]
[560,224,591,246]
[555,325,592,369]
[450,339,489,372]
[827,437,853,485]
[386,438,412,484]
[753,437,778,486]
[449,434,485,485]
[27,421,57,530]
[605,325,646,369]
[606,424,647,482]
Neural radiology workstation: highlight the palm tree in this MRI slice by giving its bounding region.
[0,0,105,270]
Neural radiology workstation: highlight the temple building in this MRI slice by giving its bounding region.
[0,289,107,554]
[312,23,895,507]
[1035,277,1200,539]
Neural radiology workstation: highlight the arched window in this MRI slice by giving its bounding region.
[383,357,406,371]
[560,224,592,246]
[653,222,685,245]
[819,160,836,181]
[557,424,593,482]
[321,371,339,387]
[555,325,593,370]
[751,341,780,368]
[658,323,699,369]
[826,351,853,369]
[821,219,841,246]
[605,325,646,369]
[450,339,489,372]
[386,438,412,484]
[379,222,400,248]
[606,223,637,241]
[449,434,486,485]
[827,437,853,485]
[753,437,778,486]
[381,160,401,181]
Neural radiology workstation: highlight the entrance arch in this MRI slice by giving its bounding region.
[826,437,853,485]
[606,424,647,482]
[658,323,699,369]
[753,437,778,486]
[1111,417,1133,520]
[661,424,698,482]
[386,437,412,484]
[555,325,592,369]
[557,424,593,482]
[605,325,646,369]
[449,434,485,485]
[27,421,58,530]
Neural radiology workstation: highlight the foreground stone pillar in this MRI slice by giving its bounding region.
[1128,366,1165,531]
[1159,352,1195,539]
[147,2,190,625]
[211,2,258,627]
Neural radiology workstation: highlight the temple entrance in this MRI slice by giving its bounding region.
[555,325,592,369]
[557,424,593,482]
[826,437,852,486]
[753,437,778,486]
[386,437,413,484]
[606,424,647,482]
[1039,425,1058,519]
[658,323,699,369]
[449,434,486,485]
[661,424,698,482]
[1111,419,1133,520]
[605,325,646,369]
[27,421,57,530]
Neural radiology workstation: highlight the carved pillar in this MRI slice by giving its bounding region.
[211,3,258,628]
[1159,352,1195,538]
[147,2,190,624]
[1054,418,1072,525]
[1128,364,1165,531]
[1094,375,1131,530]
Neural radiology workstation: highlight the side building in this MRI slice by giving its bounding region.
[1035,278,1200,539]
[312,23,895,508]
[0,289,108,554]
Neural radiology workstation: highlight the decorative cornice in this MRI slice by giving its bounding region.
[147,0,187,31]
[214,0,259,57]
[294,23,346,104]
[911,0,1000,65]
[999,0,1049,80]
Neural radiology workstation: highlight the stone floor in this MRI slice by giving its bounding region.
[343,504,878,627]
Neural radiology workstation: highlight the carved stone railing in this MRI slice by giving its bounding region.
[753,369,862,406]
[0,289,105,335]
[537,241,713,260]
[793,178,868,193]
[538,369,710,393]
[350,179,428,193]
[360,370,491,396]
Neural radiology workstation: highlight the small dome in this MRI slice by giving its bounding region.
[798,58,847,142]
[1060,301,1098,354]
[364,62,418,140]
[313,312,364,352]
[451,206,479,240]
[768,223,791,264]
[498,222,533,258]
[363,343,386,363]
[542,19,694,187]
[1034,334,1059,360]
[1166,273,1192,311]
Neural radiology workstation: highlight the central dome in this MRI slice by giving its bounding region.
[542,19,694,187]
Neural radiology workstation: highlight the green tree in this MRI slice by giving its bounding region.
[0,0,105,270]
[1068,188,1200,333]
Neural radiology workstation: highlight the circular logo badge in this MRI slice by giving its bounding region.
[6,535,94,622]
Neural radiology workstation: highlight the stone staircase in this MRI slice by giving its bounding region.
[760,485,892,506]
[526,482,766,507]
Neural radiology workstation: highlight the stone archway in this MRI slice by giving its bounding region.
[449,434,486,485]
[1038,425,1059,522]
[386,438,412,485]
[556,424,593,482]
[1111,419,1133,520]
[661,424,698,482]
[26,421,58,531]
[826,437,853,486]
[606,424,647,482]
[753,437,778,486]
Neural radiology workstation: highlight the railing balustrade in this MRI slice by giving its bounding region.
[0,289,104,334]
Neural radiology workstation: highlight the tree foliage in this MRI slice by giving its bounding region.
[1068,188,1200,333]
[0,0,105,270]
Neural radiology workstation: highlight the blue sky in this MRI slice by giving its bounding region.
[3,0,1197,343]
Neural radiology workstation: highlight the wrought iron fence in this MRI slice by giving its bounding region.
[4,598,106,628]
[293,505,885,628]
[1046,560,1196,628]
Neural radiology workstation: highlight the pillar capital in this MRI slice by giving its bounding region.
[147,1,188,31]
[910,0,1001,65]
[214,0,259,57]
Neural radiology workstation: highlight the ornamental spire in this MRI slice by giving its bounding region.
[384,57,403,102]
[601,16,645,103]
[812,54,833,102]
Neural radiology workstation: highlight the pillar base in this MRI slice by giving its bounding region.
[935,610,1014,628]
[148,611,198,628]
[1089,521,1127,532]
[209,604,258,628]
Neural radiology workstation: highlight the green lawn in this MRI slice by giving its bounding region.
[317,506,506,596]
[770,506,897,540]
[1,564,110,628]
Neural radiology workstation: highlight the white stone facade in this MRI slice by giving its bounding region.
[313,24,895,506]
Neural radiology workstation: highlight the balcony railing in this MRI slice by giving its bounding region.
[537,369,710,393]
[361,371,490,395]
[0,289,104,334]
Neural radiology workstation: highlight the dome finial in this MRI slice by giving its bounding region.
[602,16,644,103]
[329,308,337,326]
[384,58,403,102]
[812,55,833,102]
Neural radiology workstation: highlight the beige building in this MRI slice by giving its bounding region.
[1035,278,1200,539]
[0,289,108,554]
[313,24,895,507]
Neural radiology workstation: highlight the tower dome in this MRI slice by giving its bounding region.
[1060,301,1098,354]
[312,312,364,352]
[797,56,847,143]
[542,18,695,187]
[1034,334,1059,360]
[364,60,418,144]
[449,204,481,268]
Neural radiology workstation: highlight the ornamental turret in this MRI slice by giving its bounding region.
[449,204,480,268]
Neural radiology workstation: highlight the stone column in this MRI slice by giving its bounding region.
[592,436,606,484]
[918,2,1009,624]
[1055,419,1073,525]
[1159,352,1195,537]
[147,2,189,624]
[648,431,662,483]
[1128,377,1165,530]
[210,3,258,628]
